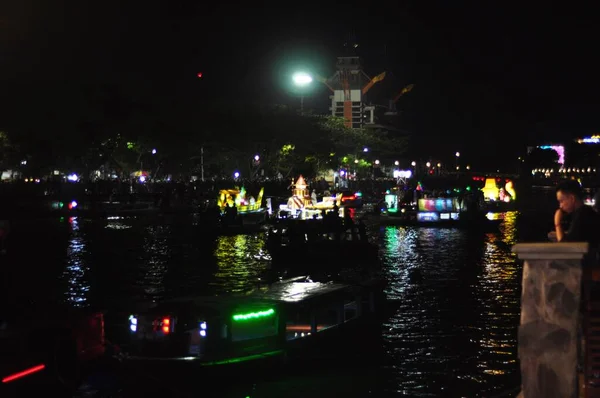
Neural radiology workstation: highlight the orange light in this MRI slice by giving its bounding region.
[2,364,46,383]
[285,324,326,332]
[162,318,170,334]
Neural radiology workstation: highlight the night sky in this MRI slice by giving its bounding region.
[1,2,598,170]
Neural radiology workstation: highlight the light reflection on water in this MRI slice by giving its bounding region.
[138,225,172,300]
[212,233,270,294]
[62,216,90,307]
[380,211,520,397]
[8,211,524,396]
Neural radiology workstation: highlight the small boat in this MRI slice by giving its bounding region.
[266,217,379,268]
[122,276,385,380]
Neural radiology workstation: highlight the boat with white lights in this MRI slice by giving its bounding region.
[122,276,385,379]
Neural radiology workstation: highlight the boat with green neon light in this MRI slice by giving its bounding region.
[122,275,385,376]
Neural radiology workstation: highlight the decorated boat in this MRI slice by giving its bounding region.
[477,176,517,212]
[381,184,502,229]
[217,186,267,226]
[277,176,343,220]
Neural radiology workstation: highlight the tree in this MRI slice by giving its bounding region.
[527,147,560,169]
[0,131,19,175]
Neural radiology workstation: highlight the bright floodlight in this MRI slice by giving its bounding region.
[292,72,312,86]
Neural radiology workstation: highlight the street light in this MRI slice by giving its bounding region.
[292,72,312,86]
[292,72,312,113]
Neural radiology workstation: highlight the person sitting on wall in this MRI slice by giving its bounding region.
[553,180,600,247]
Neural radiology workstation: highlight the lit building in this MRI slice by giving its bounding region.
[317,56,386,129]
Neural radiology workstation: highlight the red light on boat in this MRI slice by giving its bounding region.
[2,364,46,383]
[197,72,203,78]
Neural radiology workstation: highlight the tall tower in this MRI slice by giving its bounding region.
[317,56,386,129]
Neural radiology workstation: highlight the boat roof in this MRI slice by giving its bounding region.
[138,277,353,314]
[254,278,351,303]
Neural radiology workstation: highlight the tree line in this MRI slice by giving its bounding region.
[0,103,408,180]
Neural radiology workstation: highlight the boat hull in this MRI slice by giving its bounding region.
[377,213,502,230]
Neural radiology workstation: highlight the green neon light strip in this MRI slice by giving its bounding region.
[232,308,275,321]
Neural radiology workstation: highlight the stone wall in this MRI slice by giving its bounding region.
[512,242,588,398]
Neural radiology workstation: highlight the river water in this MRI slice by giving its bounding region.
[0,209,555,397]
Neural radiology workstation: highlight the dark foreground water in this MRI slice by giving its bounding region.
[0,210,555,397]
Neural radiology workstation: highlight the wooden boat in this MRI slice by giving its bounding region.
[122,276,385,380]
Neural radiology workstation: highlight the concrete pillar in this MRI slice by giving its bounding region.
[512,242,588,398]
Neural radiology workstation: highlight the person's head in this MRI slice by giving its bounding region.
[556,180,584,214]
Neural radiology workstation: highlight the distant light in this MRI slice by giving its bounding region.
[197,72,203,78]
[152,149,157,155]
[68,200,77,210]
[139,176,146,183]
[234,171,240,178]
[254,155,260,161]
[292,72,312,87]
[67,174,78,182]
[394,170,412,179]
[455,152,460,157]
[363,147,369,152]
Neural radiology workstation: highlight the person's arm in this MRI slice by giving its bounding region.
[561,209,585,242]
[555,209,565,241]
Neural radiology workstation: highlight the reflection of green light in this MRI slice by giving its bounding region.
[59,202,64,208]
[200,349,283,366]
[232,308,275,321]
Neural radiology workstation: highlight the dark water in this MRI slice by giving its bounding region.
[1,210,555,397]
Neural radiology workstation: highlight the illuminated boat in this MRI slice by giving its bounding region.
[217,186,267,226]
[123,276,384,381]
[477,176,517,212]
[381,188,502,229]
[277,176,343,220]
